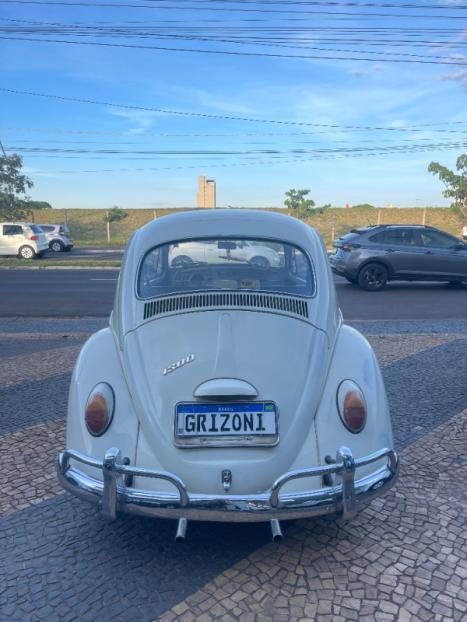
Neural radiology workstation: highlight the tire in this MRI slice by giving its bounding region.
[357,262,388,291]
[249,255,270,268]
[172,255,193,267]
[50,239,64,252]
[18,245,36,260]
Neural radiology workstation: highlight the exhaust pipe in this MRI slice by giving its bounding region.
[270,519,283,542]
[175,517,188,543]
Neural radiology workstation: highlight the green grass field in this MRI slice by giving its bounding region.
[31,206,465,247]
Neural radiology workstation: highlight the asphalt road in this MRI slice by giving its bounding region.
[0,269,465,319]
[46,246,124,261]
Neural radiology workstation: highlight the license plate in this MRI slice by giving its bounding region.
[175,402,278,447]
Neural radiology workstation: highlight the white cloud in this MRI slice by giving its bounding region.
[439,70,467,90]
[104,108,162,135]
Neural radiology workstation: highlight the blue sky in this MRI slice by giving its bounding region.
[1,0,467,209]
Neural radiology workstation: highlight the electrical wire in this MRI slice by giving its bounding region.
[2,87,467,130]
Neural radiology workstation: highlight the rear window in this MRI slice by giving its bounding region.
[138,238,314,299]
[29,225,43,234]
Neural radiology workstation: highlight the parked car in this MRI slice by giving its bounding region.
[330,224,467,291]
[38,223,73,252]
[57,210,398,541]
[169,238,281,268]
[0,222,48,259]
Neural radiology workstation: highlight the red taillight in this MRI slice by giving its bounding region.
[85,383,114,436]
[337,381,367,433]
[31,235,39,241]
[342,243,361,252]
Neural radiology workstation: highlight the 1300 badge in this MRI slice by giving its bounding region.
[163,354,195,376]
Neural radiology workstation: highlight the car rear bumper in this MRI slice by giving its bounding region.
[57,445,398,523]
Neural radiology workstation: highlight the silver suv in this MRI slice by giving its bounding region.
[330,224,467,291]
[39,224,74,252]
[0,222,49,259]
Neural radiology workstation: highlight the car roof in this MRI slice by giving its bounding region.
[132,209,322,252]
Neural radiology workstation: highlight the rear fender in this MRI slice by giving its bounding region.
[66,327,139,480]
[314,325,394,479]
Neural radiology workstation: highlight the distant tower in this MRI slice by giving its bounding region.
[197,176,216,208]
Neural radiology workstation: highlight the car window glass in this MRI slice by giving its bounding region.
[3,225,23,236]
[41,225,53,232]
[383,229,416,246]
[419,230,457,249]
[368,232,386,243]
[29,224,43,234]
[138,238,314,299]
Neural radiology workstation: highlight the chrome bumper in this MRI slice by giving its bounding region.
[57,446,398,523]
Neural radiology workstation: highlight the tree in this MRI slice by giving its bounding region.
[104,206,128,223]
[0,154,34,220]
[103,206,128,243]
[284,189,315,212]
[428,155,467,218]
[28,200,52,210]
[317,203,331,215]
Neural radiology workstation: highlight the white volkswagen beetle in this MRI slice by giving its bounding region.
[58,210,398,541]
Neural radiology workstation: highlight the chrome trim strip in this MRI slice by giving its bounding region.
[58,446,398,523]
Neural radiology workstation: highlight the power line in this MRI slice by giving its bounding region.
[2,25,465,59]
[22,141,467,174]
[3,87,467,130]
[1,0,467,17]
[2,34,467,65]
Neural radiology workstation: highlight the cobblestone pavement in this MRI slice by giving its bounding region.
[0,318,466,622]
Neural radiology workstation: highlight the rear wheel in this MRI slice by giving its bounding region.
[249,255,270,268]
[18,245,36,260]
[357,263,388,291]
[50,240,64,252]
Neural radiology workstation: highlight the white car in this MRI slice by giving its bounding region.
[39,223,74,252]
[58,210,398,541]
[0,222,48,259]
[169,239,280,268]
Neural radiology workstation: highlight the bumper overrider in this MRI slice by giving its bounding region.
[57,446,398,525]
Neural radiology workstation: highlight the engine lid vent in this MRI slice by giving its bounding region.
[143,292,309,321]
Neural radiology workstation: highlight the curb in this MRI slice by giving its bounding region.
[0,266,121,271]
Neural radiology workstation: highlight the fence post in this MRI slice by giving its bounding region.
[106,210,110,244]
[422,208,427,225]
[331,212,336,245]
[377,209,382,225]
[153,210,157,220]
